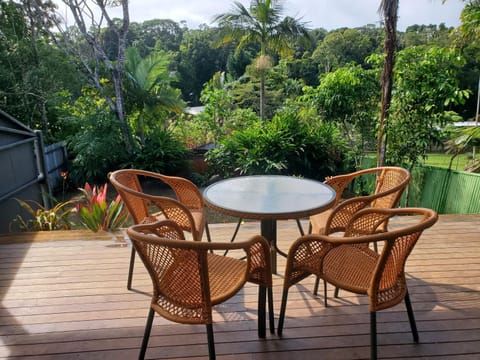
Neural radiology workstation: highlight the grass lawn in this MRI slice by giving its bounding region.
[365,152,475,170]
[421,152,473,170]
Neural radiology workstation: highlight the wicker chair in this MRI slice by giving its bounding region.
[278,207,438,360]
[109,169,211,289]
[309,166,411,235]
[310,166,411,295]
[127,220,274,360]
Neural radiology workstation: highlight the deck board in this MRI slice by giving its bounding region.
[1,215,480,359]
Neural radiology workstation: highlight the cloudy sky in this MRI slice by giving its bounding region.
[90,0,465,31]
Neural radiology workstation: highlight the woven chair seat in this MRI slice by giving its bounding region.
[206,254,248,304]
[322,245,378,294]
[154,253,247,315]
[309,209,332,235]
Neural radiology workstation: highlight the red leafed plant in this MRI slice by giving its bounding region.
[76,183,128,232]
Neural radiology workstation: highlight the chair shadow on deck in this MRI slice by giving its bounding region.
[276,270,480,358]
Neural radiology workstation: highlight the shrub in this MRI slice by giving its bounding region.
[132,127,189,174]
[75,183,128,232]
[205,110,347,180]
[11,198,76,231]
[67,108,128,186]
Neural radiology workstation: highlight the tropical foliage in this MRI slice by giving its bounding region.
[445,126,480,172]
[75,183,129,232]
[0,0,479,190]
[11,198,76,231]
[213,0,310,119]
[387,46,471,169]
[124,46,185,143]
[205,109,348,180]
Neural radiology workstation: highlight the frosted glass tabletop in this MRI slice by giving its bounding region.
[203,175,336,220]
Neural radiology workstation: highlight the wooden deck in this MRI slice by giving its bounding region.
[1,214,480,359]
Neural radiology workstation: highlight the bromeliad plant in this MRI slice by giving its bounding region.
[76,183,129,232]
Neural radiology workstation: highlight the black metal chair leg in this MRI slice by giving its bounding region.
[314,278,330,307]
[205,222,214,254]
[206,323,216,360]
[258,286,266,338]
[127,246,136,290]
[323,279,328,307]
[404,290,419,342]
[205,222,212,243]
[277,288,289,336]
[370,311,377,360]
[334,286,340,298]
[313,276,320,295]
[139,308,155,360]
[268,287,275,334]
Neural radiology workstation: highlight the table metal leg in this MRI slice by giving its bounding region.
[223,218,243,256]
[260,219,277,274]
[296,218,305,236]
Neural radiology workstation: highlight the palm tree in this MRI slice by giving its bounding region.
[213,0,309,120]
[377,0,399,167]
[124,47,185,144]
[447,1,480,172]
[458,0,480,41]
[445,126,480,172]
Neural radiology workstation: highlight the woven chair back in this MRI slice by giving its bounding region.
[109,170,149,224]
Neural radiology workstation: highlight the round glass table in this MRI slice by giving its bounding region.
[203,175,336,274]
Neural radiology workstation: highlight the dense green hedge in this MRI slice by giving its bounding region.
[205,110,349,181]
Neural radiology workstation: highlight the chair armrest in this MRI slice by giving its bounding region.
[283,234,335,288]
[322,207,437,246]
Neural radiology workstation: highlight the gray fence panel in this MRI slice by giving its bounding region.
[44,142,68,191]
[0,110,51,233]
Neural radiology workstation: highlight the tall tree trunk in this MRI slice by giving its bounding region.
[260,72,265,120]
[52,0,134,153]
[256,54,271,121]
[377,0,399,167]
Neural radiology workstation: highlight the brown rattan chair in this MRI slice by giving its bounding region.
[127,220,274,360]
[310,166,411,295]
[278,207,438,360]
[108,169,211,289]
[310,166,411,235]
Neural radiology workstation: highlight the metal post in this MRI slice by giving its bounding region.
[34,130,52,209]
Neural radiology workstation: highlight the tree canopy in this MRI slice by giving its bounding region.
[1,0,479,184]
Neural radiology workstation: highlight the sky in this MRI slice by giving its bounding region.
[85,0,466,31]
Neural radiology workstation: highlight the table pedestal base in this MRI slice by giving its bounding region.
[261,219,288,275]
